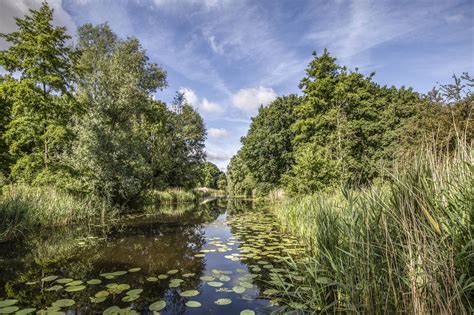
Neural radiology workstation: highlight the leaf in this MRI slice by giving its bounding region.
[214,298,232,305]
[149,301,166,311]
[185,301,201,308]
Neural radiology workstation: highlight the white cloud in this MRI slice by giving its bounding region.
[206,150,230,161]
[152,0,228,9]
[0,0,77,50]
[231,86,277,113]
[201,98,223,112]
[208,128,228,138]
[207,35,224,54]
[180,87,223,113]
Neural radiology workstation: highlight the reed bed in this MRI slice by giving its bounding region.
[270,141,473,314]
[0,184,110,240]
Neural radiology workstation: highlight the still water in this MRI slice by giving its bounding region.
[0,199,305,314]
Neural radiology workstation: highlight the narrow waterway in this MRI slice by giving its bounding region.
[0,199,305,314]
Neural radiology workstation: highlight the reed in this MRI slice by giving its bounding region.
[0,184,111,241]
[270,139,473,314]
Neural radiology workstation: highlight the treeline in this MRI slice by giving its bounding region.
[0,3,217,207]
[228,50,473,196]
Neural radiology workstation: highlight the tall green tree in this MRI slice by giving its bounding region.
[240,95,301,194]
[0,2,75,182]
[70,23,167,202]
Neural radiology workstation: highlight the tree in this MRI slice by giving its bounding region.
[240,95,301,194]
[69,23,167,202]
[0,2,75,182]
[199,161,222,188]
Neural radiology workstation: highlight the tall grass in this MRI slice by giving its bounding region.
[0,185,112,240]
[270,140,473,314]
[145,188,197,205]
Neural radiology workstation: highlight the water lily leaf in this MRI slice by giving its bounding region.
[157,274,168,280]
[126,289,143,296]
[89,297,106,304]
[232,286,245,294]
[219,275,231,282]
[199,276,214,281]
[0,306,19,314]
[45,285,63,291]
[106,283,118,289]
[149,301,166,311]
[168,282,180,288]
[185,301,201,308]
[240,282,253,289]
[146,277,158,282]
[117,284,130,291]
[66,280,83,286]
[64,285,86,292]
[52,299,75,308]
[95,291,110,298]
[207,281,224,287]
[167,269,178,275]
[182,273,195,278]
[262,289,278,296]
[87,279,102,285]
[14,308,36,315]
[240,309,255,315]
[236,268,246,273]
[103,306,121,315]
[179,290,199,297]
[128,268,141,273]
[112,271,127,276]
[214,298,232,305]
[41,276,58,282]
[122,295,139,302]
[56,278,73,284]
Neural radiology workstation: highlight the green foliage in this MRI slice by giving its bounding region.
[199,161,224,189]
[230,49,472,195]
[271,140,473,313]
[0,184,112,240]
[0,5,208,214]
[0,3,76,183]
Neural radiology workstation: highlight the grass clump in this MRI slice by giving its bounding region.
[145,188,197,205]
[0,184,111,240]
[270,141,473,314]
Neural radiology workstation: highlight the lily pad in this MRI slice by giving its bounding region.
[157,274,168,280]
[232,286,246,294]
[207,281,224,287]
[52,299,75,308]
[122,295,139,302]
[126,289,143,296]
[95,291,110,298]
[45,285,63,291]
[149,301,166,311]
[14,308,36,315]
[117,284,130,291]
[167,269,178,275]
[64,285,86,292]
[199,276,214,281]
[112,271,127,276]
[56,278,73,284]
[185,301,201,308]
[214,298,232,305]
[0,301,17,309]
[0,306,19,314]
[87,279,102,285]
[41,276,58,282]
[128,268,141,273]
[179,290,199,297]
[146,277,158,282]
[240,309,255,315]
[103,306,121,315]
[66,280,83,286]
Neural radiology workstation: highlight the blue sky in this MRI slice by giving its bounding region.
[1,0,473,169]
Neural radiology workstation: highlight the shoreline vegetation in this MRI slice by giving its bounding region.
[267,140,473,313]
[0,4,227,241]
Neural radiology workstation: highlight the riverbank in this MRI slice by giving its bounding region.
[268,143,473,313]
[0,185,226,241]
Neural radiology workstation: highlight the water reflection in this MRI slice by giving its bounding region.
[0,199,304,314]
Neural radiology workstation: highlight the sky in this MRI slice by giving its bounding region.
[1,0,473,170]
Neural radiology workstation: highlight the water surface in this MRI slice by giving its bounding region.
[0,199,305,314]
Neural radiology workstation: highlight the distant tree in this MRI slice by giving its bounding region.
[217,172,227,190]
[0,2,75,182]
[199,161,222,188]
[226,150,254,196]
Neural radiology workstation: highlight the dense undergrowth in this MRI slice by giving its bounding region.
[269,141,473,314]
